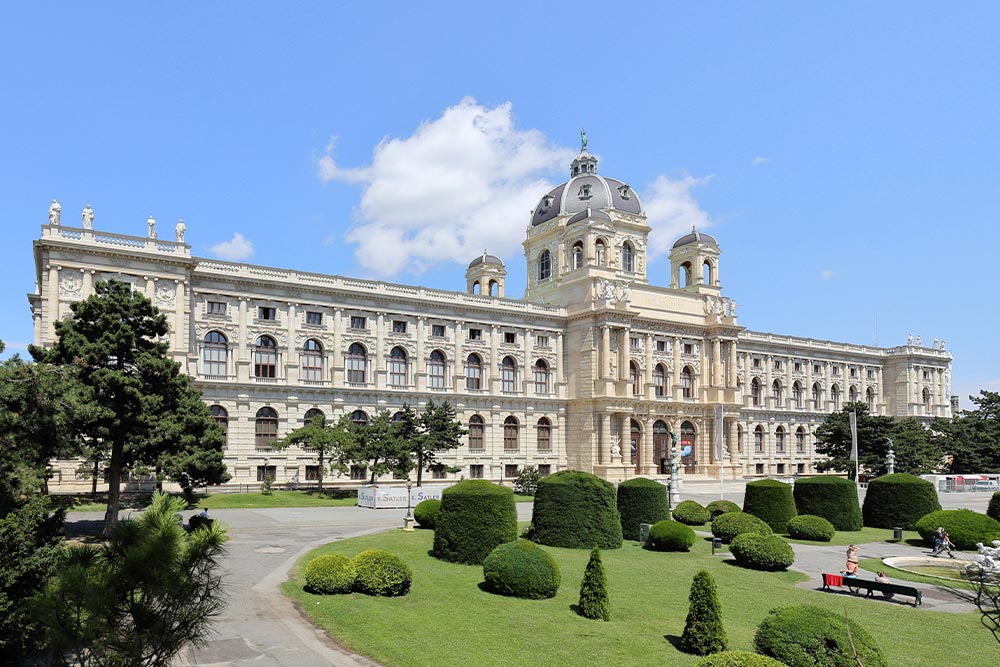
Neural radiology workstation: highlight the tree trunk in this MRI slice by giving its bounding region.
[103,439,125,538]
[91,458,99,499]
[318,450,324,492]
[416,452,424,487]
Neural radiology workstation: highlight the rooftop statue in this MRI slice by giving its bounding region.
[48,199,61,226]
[580,128,588,151]
[81,204,94,229]
[175,219,186,243]
[147,215,157,239]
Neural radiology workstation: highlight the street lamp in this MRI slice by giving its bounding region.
[886,437,896,475]
[669,432,680,509]
[403,478,415,532]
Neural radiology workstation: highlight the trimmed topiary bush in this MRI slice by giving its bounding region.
[482,539,560,599]
[413,498,441,528]
[530,470,623,549]
[862,473,941,529]
[711,511,773,544]
[787,515,835,542]
[679,570,727,656]
[743,480,796,533]
[988,492,1000,522]
[915,509,1000,550]
[352,549,412,597]
[706,499,741,519]
[647,519,696,552]
[433,480,517,564]
[617,478,669,540]
[578,546,610,621]
[754,605,888,667]
[792,476,862,531]
[303,554,356,594]
[673,500,712,526]
[729,534,795,571]
[697,651,787,667]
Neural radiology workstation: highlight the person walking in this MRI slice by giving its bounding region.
[937,530,956,558]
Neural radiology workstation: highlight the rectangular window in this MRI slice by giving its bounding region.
[537,464,551,477]
[794,362,801,372]
[207,301,227,316]
[469,328,482,340]
[469,464,484,479]
[629,337,639,350]
[796,463,805,474]
[432,324,446,337]
[752,358,761,368]
[656,340,667,352]
[349,465,368,480]
[350,316,366,330]
[305,311,322,325]
[684,343,694,355]
[850,367,857,377]
[833,366,841,376]
[922,370,930,380]
[258,306,276,321]
[867,369,875,379]
[504,464,518,479]
[774,360,782,370]
[776,463,785,475]
[814,364,821,374]
[305,465,320,481]
[432,468,446,480]
[536,335,550,348]
[755,463,765,475]
[256,465,277,482]
[504,332,516,344]
[393,320,407,334]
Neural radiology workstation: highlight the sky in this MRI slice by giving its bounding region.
[2,3,998,407]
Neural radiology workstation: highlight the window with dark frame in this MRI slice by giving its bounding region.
[537,464,551,476]
[300,339,323,382]
[256,465,277,482]
[469,464,484,479]
[255,407,279,448]
[468,415,484,451]
[537,417,551,452]
[755,463,765,475]
[258,306,276,321]
[465,354,482,390]
[393,320,407,334]
[536,335,549,348]
[388,346,408,387]
[305,311,322,326]
[350,465,368,480]
[305,465,320,481]
[501,356,517,393]
[207,301,227,316]
[432,324,446,337]
[350,315,366,330]
[346,343,367,384]
[428,350,446,389]
[504,464,518,478]
[254,336,278,378]
[504,332,516,344]
[203,331,228,376]
[210,405,228,446]
[469,328,482,340]
[503,416,518,452]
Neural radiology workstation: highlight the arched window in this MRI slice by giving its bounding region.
[428,350,446,389]
[866,387,876,410]
[350,410,369,427]
[703,260,713,285]
[653,363,666,397]
[775,425,786,453]
[210,405,228,447]
[389,346,408,387]
[680,262,692,287]
[681,421,696,470]
[255,407,278,449]
[468,415,484,451]
[751,378,762,406]
[537,417,551,452]
[595,239,607,265]
[533,359,550,395]
[772,380,784,407]
[792,381,804,409]
[796,426,806,453]
[203,331,228,377]
[654,420,669,471]
[303,408,325,426]
[572,241,584,269]
[831,384,841,410]
[754,425,764,453]
[488,280,498,297]
[630,419,641,465]
[812,382,823,408]
[737,424,744,453]
[465,354,482,390]
[682,366,695,399]
[630,361,641,396]
[501,356,517,393]
[849,385,858,403]
[503,416,519,452]
[472,281,481,295]
[622,241,635,272]
[538,249,551,281]
[346,343,367,385]
[301,338,323,383]
[254,335,277,378]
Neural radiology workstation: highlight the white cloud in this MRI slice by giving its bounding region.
[210,233,254,261]
[644,174,715,260]
[751,156,769,166]
[318,98,575,276]
[820,269,835,280]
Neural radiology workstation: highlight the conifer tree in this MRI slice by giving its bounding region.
[679,570,727,655]
[578,546,610,621]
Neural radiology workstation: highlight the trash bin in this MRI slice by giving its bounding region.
[712,537,722,555]
[893,526,903,541]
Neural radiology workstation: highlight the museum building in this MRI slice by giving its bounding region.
[30,145,954,489]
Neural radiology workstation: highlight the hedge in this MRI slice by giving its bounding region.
[413,498,441,528]
[697,651,787,667]
[617,478,669,540]
[792,476,862,531]
[482,539,561,599]
[711,511,773,544]
[673,500,712,526]
[303,554,356,594]
[786,515,835,542]
[706,500,741,519]
[743,480,796,533]
[729,534,795,571]
[988,492,1000,523]
[754,605,887,667]
[647,520,696,552]
[433,480,518,564]
[352,549,412,597]
[530,470,622,549]
[861,473,941,529]
[915,509,1000,550]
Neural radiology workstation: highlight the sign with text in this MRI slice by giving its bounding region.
[357,484,452,509]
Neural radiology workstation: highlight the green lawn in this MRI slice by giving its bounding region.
[782,525,920,547]
[192,490,358,509]
[281,529,987,667]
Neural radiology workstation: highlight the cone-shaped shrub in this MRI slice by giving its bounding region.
[915,509,1000,550]
[413,498,441,528]
[433,480,517,564]
[673,500,712,525]
[578,547,610,621]
[862,473,940,529]
[679,570,727,656]
[743,480,796,533]
[754,605,887,667]
[792,476,861,531]
[987,492,1000,522]
[617,477,669,540]
[531,470,622,549]
[706,500,741,519]
[696,652,787,667]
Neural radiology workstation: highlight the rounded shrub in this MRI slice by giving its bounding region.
[729,533,795,571]
[711,511,773,544]
[303,554,356,594]
[792,476,862,531]
[647,519,696,552]
[862,473,941,529]
[352,549,412,597]
[743,480,796,533]
[988,492,1000,523]
[673,500,712,526]
[786,515,835,542]
[482,539,561,599]
[433,480,517,564]
[617,477,669,540]
[697,651,787,667]
[531,470,622,549]
[706,499,741,519]
[915,509,1000,550]
[413,498,440,528]
[754,605,888,667]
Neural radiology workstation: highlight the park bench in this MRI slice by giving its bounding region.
[821,573,922,606]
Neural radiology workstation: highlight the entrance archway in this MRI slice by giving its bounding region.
[654,420,670,474]
[630,418,641,468]
[681,420,697,473]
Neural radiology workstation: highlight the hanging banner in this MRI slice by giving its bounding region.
[714,404,725,460]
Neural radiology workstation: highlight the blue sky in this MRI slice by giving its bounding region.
[2,3,998,406]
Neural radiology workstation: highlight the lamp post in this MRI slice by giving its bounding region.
[403,478,415,531]
[669,432,680,509]
[886,437,896,475]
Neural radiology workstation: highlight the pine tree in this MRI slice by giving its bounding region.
[578,546,610,621]
[679,570,726,655]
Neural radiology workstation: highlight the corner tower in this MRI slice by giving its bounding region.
[669,226,721,295]
[466,251,506,297]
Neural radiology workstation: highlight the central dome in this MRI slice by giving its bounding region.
[530,149,644,226]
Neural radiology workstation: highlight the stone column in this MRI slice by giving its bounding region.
[237,298,249,382]
[728,340,737,386]
[600,413,611,465]
[173,280,185,353]
[415,317,426,391]
[523,328,533,396]
[489,324,499,391]
[332,308,343,384]
[673,337,682,399]
[144,276,155,300]
[645,333,654,399]
[285,303,297,383]
[728,418,738,463]
[712,338,722,387]
[643,415,655,472]
[805,360,814,411]
[375,312,385,389]
[618,328,629,382]
[601,326,611,379]
[765,356,773,409]
[453,320,464,391]
[46,265,61,330]
[555,332,565,389]
[81,268,94,298]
